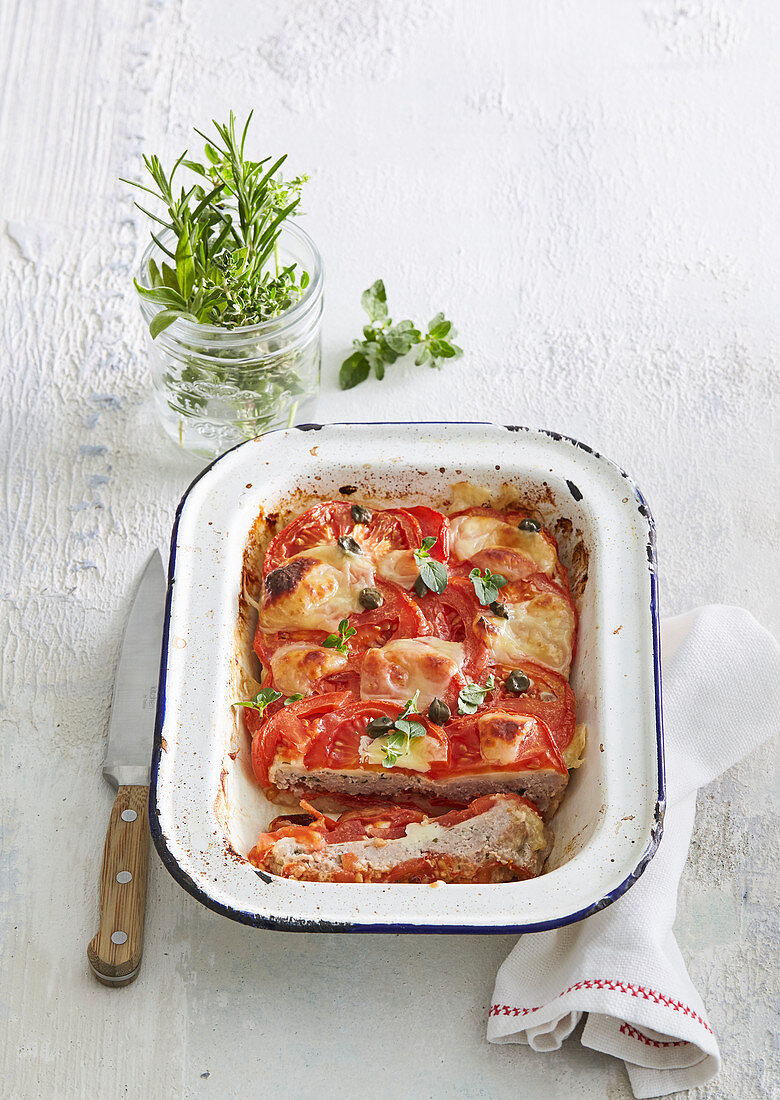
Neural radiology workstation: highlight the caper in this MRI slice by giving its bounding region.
[427,697,451,725]
[490,600,509,618]
[337,535,362,554]
[506,669,531,695]
[414,575,428,597]
[365,715,395,738]
[518,517,541,533]
[359,586,384,610]
[351,504,372,524]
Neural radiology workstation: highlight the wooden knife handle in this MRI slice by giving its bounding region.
[87,785,150,986]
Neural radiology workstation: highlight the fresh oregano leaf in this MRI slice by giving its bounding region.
[365,341,386,379]
[339,351,371,390]
[413,537,448,594]
[457,674,496,716]
[234,688,283,715]
[469,567,508,606]
[361,279,388,323]
[322,618,356,654]
[428,313,452,339]
[384,320,419,356]
[377,692,427,768]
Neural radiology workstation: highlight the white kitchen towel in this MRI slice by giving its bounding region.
[487,606,780,1099]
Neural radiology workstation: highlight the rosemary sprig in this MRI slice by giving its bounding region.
[124,111,310,335]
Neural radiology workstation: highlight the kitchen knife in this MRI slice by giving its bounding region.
[87,550,166,987]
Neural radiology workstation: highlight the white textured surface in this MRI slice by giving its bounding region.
[1,2,777,1098]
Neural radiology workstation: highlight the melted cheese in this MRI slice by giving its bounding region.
[358,732,447,773]
[402,820,445,844]
[563,723,588,770]
[375,549,418,589]
[474,591,574,675]
[269,642,349,695]
[258,542,376,632]
[477,712,543,766]
[467,547,539,584]
[360,637,465,707]
[450,514,559,578]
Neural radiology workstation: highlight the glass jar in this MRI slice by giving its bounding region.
[136,222,323,458]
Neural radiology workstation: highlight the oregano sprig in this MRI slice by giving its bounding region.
[413,536,448,595]
[468,567,508,606]
[233,688,283,716]
[379,693,428,768]
[457,674,496,716]
[322,618,356,655]
[339,279,462,390]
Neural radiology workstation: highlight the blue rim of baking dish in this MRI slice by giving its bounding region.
[149,422,666,934]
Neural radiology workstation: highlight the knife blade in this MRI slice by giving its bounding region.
[87,550,166,987]
[103,550,166,788]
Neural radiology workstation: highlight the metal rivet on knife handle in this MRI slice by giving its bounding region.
[88,551,164,988]
[87,785,150,988]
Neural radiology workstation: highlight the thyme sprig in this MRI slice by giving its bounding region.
[125,111,310,335]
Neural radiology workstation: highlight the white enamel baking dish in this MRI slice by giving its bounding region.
[150,422,664,932]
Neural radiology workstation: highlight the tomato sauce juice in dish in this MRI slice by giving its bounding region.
[239,499,585,884]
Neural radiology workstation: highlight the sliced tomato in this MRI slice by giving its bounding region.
[405,506,450,562]
[242,696,285,743]
[304,699,449,774]
[264,502,354,571]
[264,502,423,572]
[303,705,376,771]
[323,804,427,843]
[303,700,394,771]
[473,573,577,677]
[446,710,566,776]
[432,792,541,826]
[383,857,438,883]
[415,577,488,680]
[349,582,431,649]
[250,691,353,785]
[449,505,569,593]
[359,508,421,557]
[444,714,482,772]
[254,624,324,670]
[489,660,576,755]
